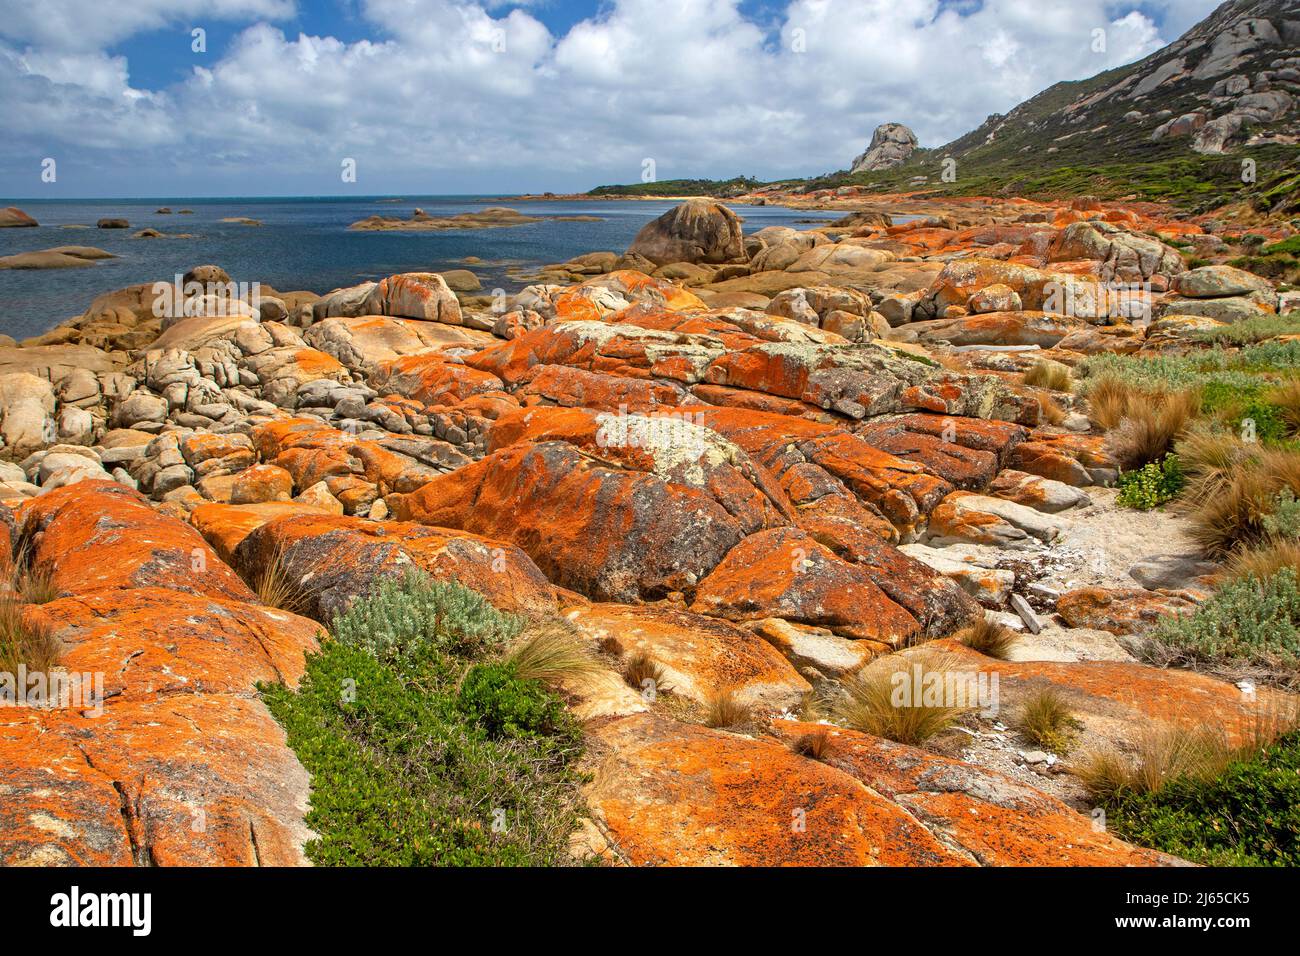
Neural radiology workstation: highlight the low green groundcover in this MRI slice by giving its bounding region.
[1101,731,1300,867]
[261,572,587,866]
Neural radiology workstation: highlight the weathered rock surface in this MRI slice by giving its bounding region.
[0,481,317,866]
[625,198,745,266]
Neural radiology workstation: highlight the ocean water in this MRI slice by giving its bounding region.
[0,196,836,342]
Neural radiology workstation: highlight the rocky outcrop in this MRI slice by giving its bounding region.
[0,206,37,227]
[0,482,318,865]
[625,199,745,266]
[850,123,919,173]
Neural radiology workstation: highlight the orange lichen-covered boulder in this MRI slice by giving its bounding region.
[564,602,811,710]
[1056,586,1201,635]
[368,353,505,406]
[35,588,318,701]
[692,406,952,535]
[856,418,1001,489]
[767,721,1171,866]
[190,501,331,565]
[464,320,725,387]
[21,480,254,602]
[363,271,463,325]
[691,528,921,649]
[0,695,313,866]
[701,341,1018,422]
[233,511,557,621]
[390,426,792,602]
[230,463,295,505]
[583,711,968,866]
[250,418,466,495]
[512,364,694,412]
[1,481,318,867]
[930,640,1292,750]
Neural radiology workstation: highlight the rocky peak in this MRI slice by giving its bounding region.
[851,123,919,173]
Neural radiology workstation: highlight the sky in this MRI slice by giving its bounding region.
[0,0,1225,197]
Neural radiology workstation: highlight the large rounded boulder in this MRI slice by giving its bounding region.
[626,199,745,266]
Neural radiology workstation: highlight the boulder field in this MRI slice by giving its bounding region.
[0,195,1296,867]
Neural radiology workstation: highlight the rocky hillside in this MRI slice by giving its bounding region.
[1,193,1298,866]
[832,0,1300,212]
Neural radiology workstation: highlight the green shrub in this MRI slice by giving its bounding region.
[1192,314,1300,347]
[1263,489,1300,540]
[1099,730,1300,866]
[1142,567,1300,673]
[1116,456,1185,510]
[1080,343,1300,394]
[1264,237,1300,257]
[458,662,578,741]
[331,569,521,662]
[261,575,586,866]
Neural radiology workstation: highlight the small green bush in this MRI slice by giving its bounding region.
[331,569,521,662]
[1100,731,1300,866]
[261,575,586,866]
[1192,314,1300,347]
[1263,489,1300,540]
[1117,456,1185,510]
[458,662,578,741]
[1264,237,1300,257]
[1143,567,1300,672]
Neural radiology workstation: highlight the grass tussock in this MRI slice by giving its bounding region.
[1264,377,1300,435]
[1073,724,1237,801]
[833,651,970,746]
[243,542,311,616]
[1175,426,1254,507]
[789,726,835,761]
[0,597,60,677]
[1224,538,1300,583]
[956,615,1018,660]
[1022,359,1073,393]
[1104,389,1200,470]
[1185,447,1300,556]
[1038,392,1068,426]
[1083,723,1300,867]
[621,652,668,696]
[1015,688,1079,753]
[506,624,603,689]
[703,687,752,728]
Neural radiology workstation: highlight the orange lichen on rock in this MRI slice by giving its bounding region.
[0,481,318,866]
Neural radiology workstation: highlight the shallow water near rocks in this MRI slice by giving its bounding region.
[0,196,832,340]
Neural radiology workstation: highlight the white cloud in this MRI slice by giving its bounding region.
[0,0,1223,193]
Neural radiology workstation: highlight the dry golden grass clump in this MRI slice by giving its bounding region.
[1175,425,1255,507]
[1185,446,1300,556]
[1037,392,1068,426]
[702,687,752,728]
[789,726,835,761]
[506,623,603,688]
[956,615,1018,660]
[833,650,973,746]
[1103,388,1200,470]
[621,652,668,695]
[1022,359,1073,393]
[1015,688,1080,753]
[1074,705,1300,800]
[0,596,60,677]
[1224,538,1300,582]
[242,542,310,615]
[1264,377,1300,436]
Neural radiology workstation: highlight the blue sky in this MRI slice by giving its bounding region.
[0,0,1221,197]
